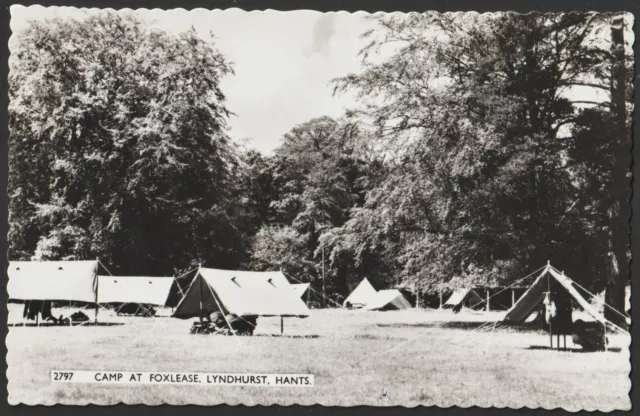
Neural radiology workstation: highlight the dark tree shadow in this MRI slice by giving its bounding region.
[526,345,622,353]
[377,321,545,332]
[8,322,124,327]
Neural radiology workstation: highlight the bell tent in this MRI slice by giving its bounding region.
[172,267,310,320]
[362,289,412,311]
[343,278,377,309]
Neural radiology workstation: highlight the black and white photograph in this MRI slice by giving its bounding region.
[5,5,634,410]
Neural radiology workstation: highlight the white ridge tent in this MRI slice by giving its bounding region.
[8,260,99,303]
[362,289,412,311]
[97,275,174,306]
[343,278,377,308]
[503,264,625,333]
[173,267,310,322]
[291,283,310,299]
[442,288,483,310]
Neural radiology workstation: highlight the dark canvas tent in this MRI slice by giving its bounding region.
[172,267,310,319]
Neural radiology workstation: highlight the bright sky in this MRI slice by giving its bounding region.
[11,6,627,153]
[10,6,376,154]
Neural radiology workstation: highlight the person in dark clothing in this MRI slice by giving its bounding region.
[572,319,608,351]
[23,300,56,323]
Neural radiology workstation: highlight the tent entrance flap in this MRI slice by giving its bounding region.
[503,265,625,333]
[172,275,225,319]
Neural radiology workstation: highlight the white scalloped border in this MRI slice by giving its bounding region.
[5,6,634,411]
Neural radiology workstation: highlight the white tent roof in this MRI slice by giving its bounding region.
[444,288,470,307]
[443,288,483,308]
[291,283,310,299]
[362,289,412,311]
[343,278,377,308]
[97,275,174,305]
[173,268,310,318]
[8,260,98,303]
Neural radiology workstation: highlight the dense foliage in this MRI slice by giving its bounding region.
[9,12,631,319]
[9,13,248,275]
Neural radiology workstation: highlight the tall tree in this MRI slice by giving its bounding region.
[330,12,631,297]
[9,12,248,275]
[249,116,375,297]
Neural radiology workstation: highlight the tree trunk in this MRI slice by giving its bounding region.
[604,15,630,328]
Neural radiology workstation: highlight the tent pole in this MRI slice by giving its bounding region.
[511,289,515,307]
[548,274,552,349]
[281,316,284,335]
[604,324,608,352]
[322,248,326,309]
[95,257,99,324]
[486,289,490,312]
[439,290,443,309]
[198,269,203,325]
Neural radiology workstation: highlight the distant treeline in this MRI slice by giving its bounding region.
[8,11,631,324]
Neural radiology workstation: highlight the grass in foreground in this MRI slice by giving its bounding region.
[6,306,631,410]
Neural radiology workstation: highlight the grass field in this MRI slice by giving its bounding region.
[7,304,631,410]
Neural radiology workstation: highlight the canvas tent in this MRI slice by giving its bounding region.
[343,278,377,308]
[291,283,310,299]
[362,289,412,311]
[97,275,174,306]
[172,268,310,320]
[442,288,483,310]
[8,260,99,303]
[503,265,625,332]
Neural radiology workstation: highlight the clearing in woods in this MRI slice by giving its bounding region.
[6,306,630,410]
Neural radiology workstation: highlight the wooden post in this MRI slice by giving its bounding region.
[486,289,490,312]
[415,290,419,309]
[604,324,608,352]
[511,289,515,307]
[439,290,443,309]
[281,317,284,335]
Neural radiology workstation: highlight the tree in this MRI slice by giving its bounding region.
[248,116,376,296]
[9,12,249,275]
[330,12,631,298]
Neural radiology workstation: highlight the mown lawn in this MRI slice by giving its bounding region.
[6,306,630,410]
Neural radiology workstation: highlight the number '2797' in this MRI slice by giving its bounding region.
[52,372,74,381]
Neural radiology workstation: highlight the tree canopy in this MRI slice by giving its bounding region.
[9,11,631,318]
[9,12,248,275]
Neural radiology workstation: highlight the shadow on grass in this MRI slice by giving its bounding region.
[8,322,125,327]
[377,321,545,333]
[526,345,622,353]
[252,334,320,339]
